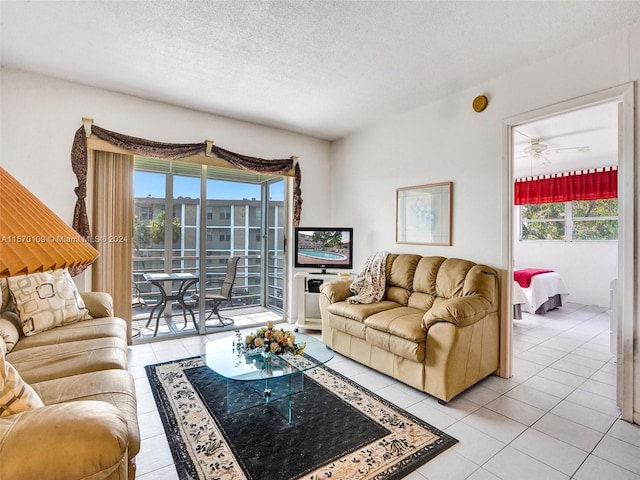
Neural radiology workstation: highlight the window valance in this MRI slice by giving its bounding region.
[70,121,302,275]
[514,167,617,205]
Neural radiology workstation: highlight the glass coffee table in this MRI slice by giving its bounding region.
[200,330,334,423]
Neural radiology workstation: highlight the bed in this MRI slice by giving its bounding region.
[513,269,570,319]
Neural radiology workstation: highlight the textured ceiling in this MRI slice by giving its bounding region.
[2,1,640,141]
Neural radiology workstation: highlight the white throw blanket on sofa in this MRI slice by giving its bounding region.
[347,251,389,304]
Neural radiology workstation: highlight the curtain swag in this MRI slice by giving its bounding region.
[514,166,617,205]
[70,124,302,275]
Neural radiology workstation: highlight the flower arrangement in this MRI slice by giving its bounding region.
[235,321,305,356]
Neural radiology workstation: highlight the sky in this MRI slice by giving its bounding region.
[134,171,284,201]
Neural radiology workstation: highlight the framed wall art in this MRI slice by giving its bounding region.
[396,182,452,246]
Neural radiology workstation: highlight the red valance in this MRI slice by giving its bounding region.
[514,167,617,205]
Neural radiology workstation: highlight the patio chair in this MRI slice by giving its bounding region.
[202,256,240,328]
[132,282,147,308]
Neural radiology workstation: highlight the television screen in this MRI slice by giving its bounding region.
[294,227,353,272]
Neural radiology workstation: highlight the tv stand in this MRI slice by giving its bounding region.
[293,272,351,332]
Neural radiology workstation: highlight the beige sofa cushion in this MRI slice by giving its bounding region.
[423,295,494,330]
[412,256,446,295]
[385,254,422,304]
[363,306,426,362]
[463,264,499,308]
[7,336,128,384]
[327,300,399,323]
[9,317,127,352]
[0,401,130,480]
[8,269,92,336]
[365,328,426,362]
[80,292,114,318]
[363,306,426,342]
[435,258,476,298]
[328,315,368,339]
[386,254,422,290]
[32,369,140,460]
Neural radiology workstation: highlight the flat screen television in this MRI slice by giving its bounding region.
[294,227,353,273]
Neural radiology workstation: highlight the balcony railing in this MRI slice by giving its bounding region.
[132,250,284,316]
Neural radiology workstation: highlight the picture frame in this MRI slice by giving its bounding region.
[396,182,452,245]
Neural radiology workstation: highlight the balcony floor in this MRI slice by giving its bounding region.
[132,304,282,342]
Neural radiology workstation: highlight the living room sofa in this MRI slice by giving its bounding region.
[319,254,500,404]
[0,273,139,480]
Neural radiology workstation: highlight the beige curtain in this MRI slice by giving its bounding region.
[91,151,134,342]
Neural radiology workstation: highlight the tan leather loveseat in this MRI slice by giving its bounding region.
[319,254,500,404]
[0,273,139,480]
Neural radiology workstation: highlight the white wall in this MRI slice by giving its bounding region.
[330,96,506,269]
[514,241,617,308]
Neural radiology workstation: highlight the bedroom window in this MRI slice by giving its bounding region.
[521,203,565,240]
[520,198,617,241]
[571,198,618,240]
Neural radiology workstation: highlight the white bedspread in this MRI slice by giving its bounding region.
[513,271,570,313]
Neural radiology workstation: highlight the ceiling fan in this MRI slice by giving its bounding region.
[517,135,591,165]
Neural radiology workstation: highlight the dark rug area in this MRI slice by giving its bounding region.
[146,357,457,480]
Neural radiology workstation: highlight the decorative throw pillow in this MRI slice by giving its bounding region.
[8,268,92,336]
[0,341,44,416]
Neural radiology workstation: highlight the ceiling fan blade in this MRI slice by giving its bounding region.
[545,146,591,154]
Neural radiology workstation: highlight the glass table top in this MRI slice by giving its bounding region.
[201,330,334,382]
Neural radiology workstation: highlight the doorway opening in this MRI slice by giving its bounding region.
[503,84,635,422]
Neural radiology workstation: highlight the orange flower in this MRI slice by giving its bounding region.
[254,337,265,347]
[270,342,280,353]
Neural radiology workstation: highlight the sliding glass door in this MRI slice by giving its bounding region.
[132,158,286,340]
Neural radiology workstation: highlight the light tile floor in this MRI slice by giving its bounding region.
[128,303,640,480]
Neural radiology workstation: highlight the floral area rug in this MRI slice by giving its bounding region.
[145,357,457,480]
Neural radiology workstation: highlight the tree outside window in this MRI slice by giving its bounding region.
[572,199,618,240]
[521,203,565,240]
[520,199,617,241]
